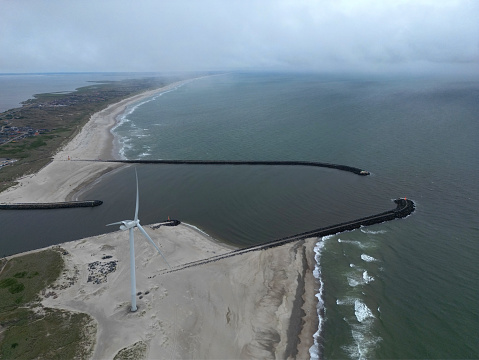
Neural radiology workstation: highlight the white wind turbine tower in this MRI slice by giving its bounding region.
[107,169,171,312]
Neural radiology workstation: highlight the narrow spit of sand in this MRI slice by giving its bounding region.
[0,78,319,358]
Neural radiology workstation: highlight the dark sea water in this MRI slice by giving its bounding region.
[1,73,478,359]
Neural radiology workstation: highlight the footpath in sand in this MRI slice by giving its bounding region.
[1,80,320,358]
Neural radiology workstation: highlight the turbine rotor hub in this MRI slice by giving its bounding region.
[120,220,137,230]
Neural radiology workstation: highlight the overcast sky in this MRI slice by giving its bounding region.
[1,0,478,74]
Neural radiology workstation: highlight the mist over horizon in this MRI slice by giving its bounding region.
[1,0,477,77]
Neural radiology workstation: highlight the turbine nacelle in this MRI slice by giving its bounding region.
[119,220,137,231]
[106,220,137,231]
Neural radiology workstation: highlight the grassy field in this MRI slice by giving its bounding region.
[0,249,96,359]
[0,76,178,193]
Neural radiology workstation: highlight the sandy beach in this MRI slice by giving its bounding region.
[0,80,190,203]
[0,80,319,358]
[34,225,318,359]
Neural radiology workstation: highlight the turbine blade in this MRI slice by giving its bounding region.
[134,169,139,222]
[137,224,171,269]
[106,221,123,226]
[155,221,174,226]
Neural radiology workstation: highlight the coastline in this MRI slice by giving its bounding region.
[0,80,191,204]
[0,77,319,358]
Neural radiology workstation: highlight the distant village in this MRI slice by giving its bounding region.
[0,122,51,171]
[0,124,52,145]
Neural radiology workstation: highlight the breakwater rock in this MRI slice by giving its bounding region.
[258,198,415,249]
[150,220,181,229]
[0,200,103,210]
[162,198,415,274]
[100,159,370,176]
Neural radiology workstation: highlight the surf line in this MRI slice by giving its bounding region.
[86,159,371,176]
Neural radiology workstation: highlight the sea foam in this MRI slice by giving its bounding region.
[362,271,374,283]
[354,300,374,323]
[360,228,387,235]
[361,254,378,262]
[338,238,369,249]
[338,299,382,359]
[309,238,328,360]
[111,81,188,160]
[344,325,382,360]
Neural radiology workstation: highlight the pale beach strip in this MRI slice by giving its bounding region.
[0,78,319,358]
[0,80,190,204]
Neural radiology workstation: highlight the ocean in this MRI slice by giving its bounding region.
[1,72,478,359]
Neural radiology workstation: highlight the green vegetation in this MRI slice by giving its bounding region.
[0,250,96,359]
[0,76,185,192]
[114,341,148,360]
[0,308,95,360]
[0,250,62,312]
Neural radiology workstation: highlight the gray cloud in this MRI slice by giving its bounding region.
[1,0,478,74]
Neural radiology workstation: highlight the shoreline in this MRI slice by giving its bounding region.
[0,80,192,204]
[0,75,319,358]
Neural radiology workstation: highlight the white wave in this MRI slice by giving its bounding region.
[117,138,133,160]
[110,80,192,160]
[355,300,374,323]
[348,277,361,287]
[343,326,382,360]
[309,238,328,360]
[337,239,369,249]
[312,240,325,279]
[336,297,356,306]
[340,300,381,359]
[347,269,374,287]
[360,228,387,235]
[361,254,378,262]
[362,271,374,284]
[124,79,191,118]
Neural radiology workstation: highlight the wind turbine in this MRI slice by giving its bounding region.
[107,169,171,312]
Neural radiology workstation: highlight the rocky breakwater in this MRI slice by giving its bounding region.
[101,159,371,176]
[0,200,103,210]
